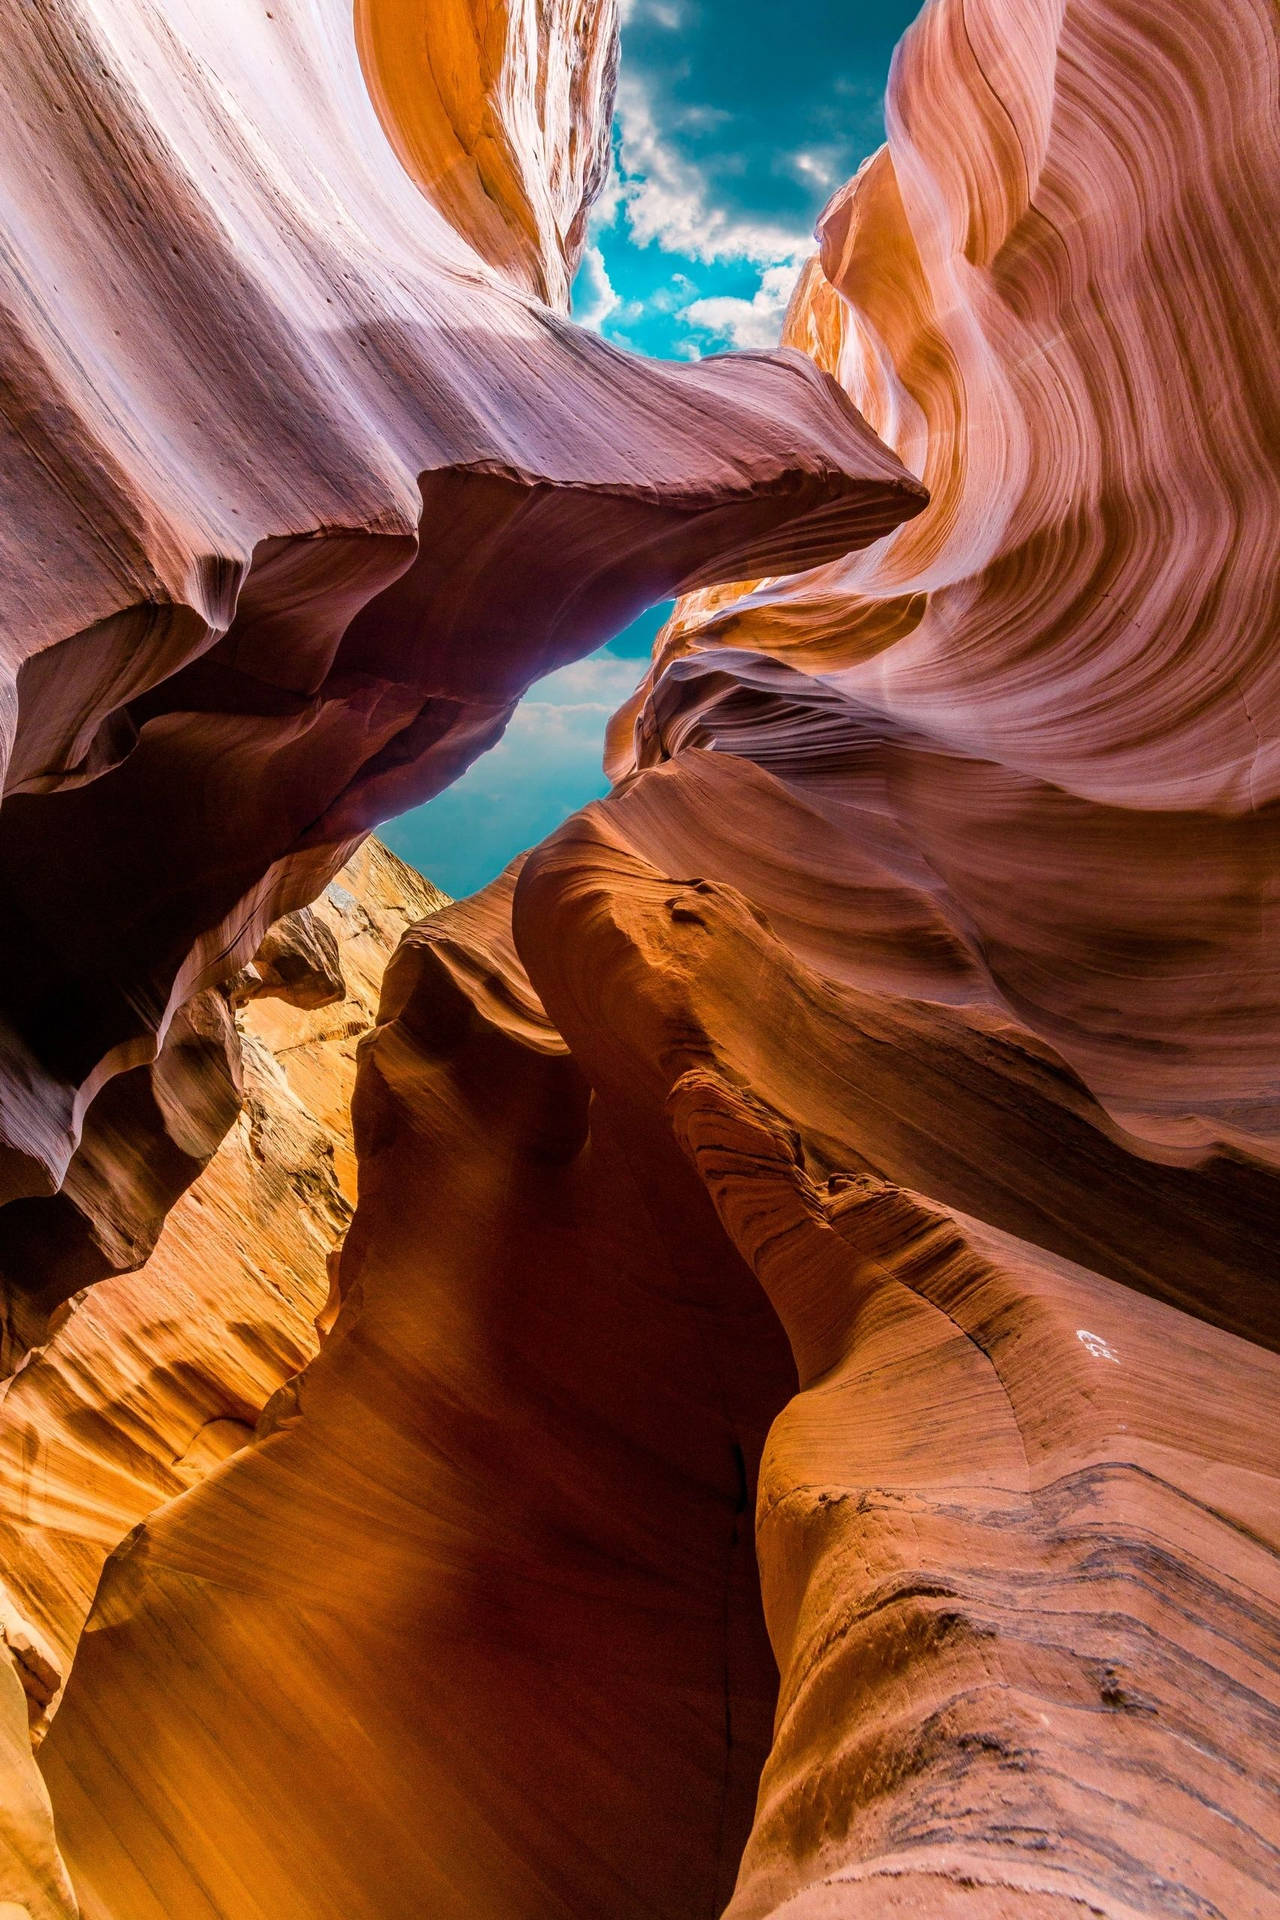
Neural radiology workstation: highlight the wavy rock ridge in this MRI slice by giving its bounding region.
[0,0,922,1365]
[2,0,1278,1915]
[0,842,441,1913]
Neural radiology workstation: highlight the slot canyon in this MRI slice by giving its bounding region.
[0,0,1276,1914]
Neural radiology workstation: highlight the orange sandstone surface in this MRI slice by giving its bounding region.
[0,0,921,1366]
[0,841,443,1710]
[1,0,1278,1915]
[0,838,441,1913]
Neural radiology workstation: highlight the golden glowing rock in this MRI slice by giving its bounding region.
[0,0,921,1363]
[354,0,619,308]
[0,840,440,1727]
[6,0,1280,1914]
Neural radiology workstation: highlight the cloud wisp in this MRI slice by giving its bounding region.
[387,2,921,897]
[574,0,918,359]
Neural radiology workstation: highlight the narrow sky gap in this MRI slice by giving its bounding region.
[379,602,675,899]
[383,0,921,898]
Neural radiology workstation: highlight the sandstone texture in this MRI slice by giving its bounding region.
[0,841,441,1906]
[609,0,1278,1136]
[2,0,1278,1915]
[0,0,922,1364]
[38,839,1280,1918]
[0,837,442,1701]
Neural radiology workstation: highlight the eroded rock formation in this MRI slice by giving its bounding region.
[37,833,1280,1917]
[2,0,1278,1914]
[0,0,922,1364]
[0,838,440,1910]
[607,0,1279,1132]
[0,839,442,1719]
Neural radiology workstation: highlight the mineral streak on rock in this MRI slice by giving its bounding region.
[0,0,924,1357]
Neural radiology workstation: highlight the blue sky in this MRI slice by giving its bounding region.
[381,0,920,899]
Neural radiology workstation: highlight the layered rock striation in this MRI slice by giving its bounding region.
[0,838,441,1912]
[0,839,442,1722]
[0,0,922,1362]
[37,831,1280,1916]
[606,0,1278,1147]
[3,0,1279,1915]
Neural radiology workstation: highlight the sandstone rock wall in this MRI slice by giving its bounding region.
[0,840,442,1723]
[0,840,441,1915]
[37,832,1280,1918]
[607,0,1278,1131]
[0,0,921,1363]
[2,0,1278,1914]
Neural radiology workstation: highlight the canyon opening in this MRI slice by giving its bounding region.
[0,1,1276,1917]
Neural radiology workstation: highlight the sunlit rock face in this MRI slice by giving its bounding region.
[12,0,1280,1916]
[0,840,442,1720]
[0,0,922,1361]
[0,839,438,1912]
[353,0,618,309]
[609,0,1279,1131]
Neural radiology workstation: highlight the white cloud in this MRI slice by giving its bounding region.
[784,148,844,193]
[644,273,695,314]
[383,654,644,897]
[521,653,645,712]
[619,0,685,26]
[678,261,802,350]
[572,244,620,331]
[419,654,641,809]
[613,71,810,268]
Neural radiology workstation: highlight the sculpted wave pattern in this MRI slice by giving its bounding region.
[0,0,923,1362]
[6,0,1280,1915]
[609,0,1279,1129]
[38,832,1280,1917]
